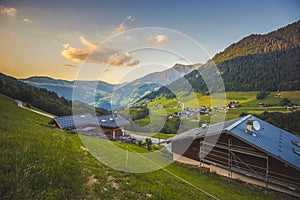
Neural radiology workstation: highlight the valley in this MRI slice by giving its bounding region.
[0,94,294,199]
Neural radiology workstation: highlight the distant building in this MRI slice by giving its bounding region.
[49,113,129,140]
[170,115,300,197]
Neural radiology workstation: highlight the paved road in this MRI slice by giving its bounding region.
[127,133,172,151]
[129,133,166,144]
[17,100,55,119]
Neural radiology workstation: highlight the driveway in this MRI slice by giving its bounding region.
[127,133,172,152]
[16,100,55,119]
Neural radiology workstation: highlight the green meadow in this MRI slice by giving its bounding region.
[0,94,295,199]
[143,91,300,121]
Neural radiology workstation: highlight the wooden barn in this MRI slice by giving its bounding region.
[171,115,300,197]
[49,113,129,140]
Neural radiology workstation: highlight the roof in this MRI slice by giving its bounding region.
[170,116,243,141]
[53,114,97,129]
[97,114,129,128]
[226,115,300,170]
[170,115,300,170]
[52,113,129,129]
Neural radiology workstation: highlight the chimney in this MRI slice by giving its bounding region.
[113,111,118,118]
[246,120,253,132]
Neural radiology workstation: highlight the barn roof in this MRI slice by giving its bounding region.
[170,116,243,141]
[53,114,97,129]
[97,114,129,128]
[170,115,300,170]
[52,113,129,129]
[226,115,300,170]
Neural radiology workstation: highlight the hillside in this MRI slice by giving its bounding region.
[108,63,201,108]
[21,76,116,110]
[213,20,300,64]
[0,73,109,116]
[186,47,300,92]
[142,20,300,100]
[0,94,293,199]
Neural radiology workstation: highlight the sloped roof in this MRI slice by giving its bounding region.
[170,116,243,141]
[170,115,300,170]
[97,114,129,128]
[52,113,129,129]
[225,115,300,170]
[53,114,97,129]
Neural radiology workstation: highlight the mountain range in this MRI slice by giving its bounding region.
[21,63,200,109]
[5,20,300,110]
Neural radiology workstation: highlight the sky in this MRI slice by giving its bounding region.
[0,0,299,84]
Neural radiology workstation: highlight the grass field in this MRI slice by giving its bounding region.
[143,91,300,122]
[126,131,176,139]
[0,93,296,199]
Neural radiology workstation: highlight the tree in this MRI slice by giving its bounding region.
[256,91,267,100]
[279,98,291,106]
[144,138,152,150]
[137,140,143,147]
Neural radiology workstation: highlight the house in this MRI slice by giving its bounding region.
[170,115,300,197]
[49,113,129,140]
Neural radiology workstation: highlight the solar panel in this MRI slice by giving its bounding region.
[54,113,129,129]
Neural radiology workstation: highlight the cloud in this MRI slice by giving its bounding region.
[0,5,17,16]
[147,34,168,46]
[127,59,140,66]
[79,36,98,48]
[23,18,32,23]
[62,63,76,68]
[108,52,139,67]
[62,43,70,49]
[61,45,91,62]
[125,35,133,41]
[61,36,139,67]
[126,15,134,22]
[0,5,32,24]
[111,23,127,35]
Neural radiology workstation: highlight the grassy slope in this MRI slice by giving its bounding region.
[0,94,295,199]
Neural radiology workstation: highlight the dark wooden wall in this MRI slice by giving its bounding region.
[172,132,300,186]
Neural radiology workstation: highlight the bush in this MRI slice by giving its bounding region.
[256,91,268,100]
[239,112,248,117]
[279,98,291,106]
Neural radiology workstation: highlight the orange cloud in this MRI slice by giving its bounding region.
[61,36,139,67]
[0,5,17,16]
[108,52,140,67]
[111,23,127,35]
[23,18,32,23]
[79,36,98,48]
[61,45,91,62]
[62,63,76,68]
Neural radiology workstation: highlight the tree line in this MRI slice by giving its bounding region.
[256,111,300,135]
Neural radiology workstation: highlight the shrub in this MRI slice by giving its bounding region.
[256,91,268,100]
